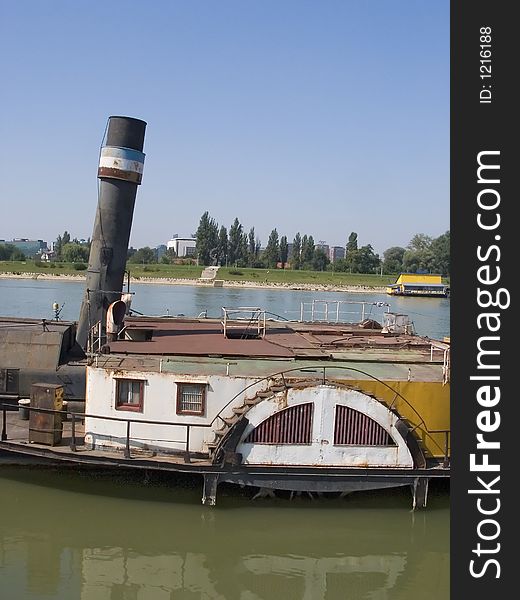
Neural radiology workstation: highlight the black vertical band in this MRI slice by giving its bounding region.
[451,2,515,595]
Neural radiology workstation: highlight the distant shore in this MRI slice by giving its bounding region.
[0,272,388,294]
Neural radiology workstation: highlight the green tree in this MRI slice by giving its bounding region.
[382,246,406,274]
[240,232,249,266]
[302,235,315,267]
[128,246,157,264]
[344,232,359,272]
[0,243,25,261]
[247,227,259,266]
[346,232,358,254]
[195,212,219,265]
[263,228,280,268]
[345,244,380,273]
[54,231,72,260]
[430,231,450,275]
[61,242,90,263]
[54,237,61,259]
[161,247,177,264]
[216,225,228,266]
[330,258,348,272]
[228,218,244,266]
[279,235,288,268]
[254,236,262,266]
[291,233,301,270]
[408,233,433,252]
[402,233,435,273]
[312,248,329,271]
[357,245,380,273]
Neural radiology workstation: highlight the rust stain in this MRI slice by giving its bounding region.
[98,167,142,184]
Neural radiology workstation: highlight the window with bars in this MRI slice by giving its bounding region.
[334,405,395,446]
[245,403,313,444]
[176,383,206,415]
[115,379,144,412]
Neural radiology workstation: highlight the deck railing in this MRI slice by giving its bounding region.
[0,403,213,463]
[299,300,391,324]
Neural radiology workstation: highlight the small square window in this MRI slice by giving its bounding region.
[176,383,206,415]
[115,379,144,412]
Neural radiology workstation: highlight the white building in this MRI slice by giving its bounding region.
[166,237,197,258]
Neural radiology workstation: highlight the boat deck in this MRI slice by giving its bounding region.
[1,410,212,467]
[109,317,442,360]
[1,409,448,475]
[91,315,449,383]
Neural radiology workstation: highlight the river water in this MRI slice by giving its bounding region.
[0,278,450,598]
[0,278,450,339]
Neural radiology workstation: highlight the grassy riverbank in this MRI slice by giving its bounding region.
[1,260,399,288]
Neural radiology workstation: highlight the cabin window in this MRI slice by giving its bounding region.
[115,379,144,412]
[176,383,206,416]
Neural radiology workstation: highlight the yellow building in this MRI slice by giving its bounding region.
[387,273,449,297]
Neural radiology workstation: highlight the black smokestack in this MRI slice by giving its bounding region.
[76,116,147,350]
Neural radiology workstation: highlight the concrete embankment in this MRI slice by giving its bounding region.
[0,272,387,294]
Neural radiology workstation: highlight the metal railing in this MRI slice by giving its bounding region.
[0,403,212,464]
[87,320,104,355]
[221,307,266,339]
[429,341,451,384]
[299,300,390,324]
[429,429,451,466]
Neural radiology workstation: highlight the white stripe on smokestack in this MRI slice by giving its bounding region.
[98,146,145,184]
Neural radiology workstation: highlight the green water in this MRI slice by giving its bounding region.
[0,467,449,599]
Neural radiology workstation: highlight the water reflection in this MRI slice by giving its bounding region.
[75,548,407,600]
[0,469,449,599]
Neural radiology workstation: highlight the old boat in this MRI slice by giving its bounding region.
[1,303,450,507]
[386,273,449,297]
[0,116,450,507]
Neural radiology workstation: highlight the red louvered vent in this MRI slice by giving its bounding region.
[334,405,395,446]
[245,403,313,444]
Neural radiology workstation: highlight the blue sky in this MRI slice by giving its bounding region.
[0,0,449,255]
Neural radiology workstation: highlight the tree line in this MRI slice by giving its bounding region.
[193,212,450,275]
[0,243,26,261]
[53,231,90,262]
[1,223,449,277]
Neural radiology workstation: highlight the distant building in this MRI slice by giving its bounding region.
[316,243,329,256]
[3,238,48,258]
[167,237,197,258]
[40,251,56,262]
[329,246,345,262]
[156,244,167,260]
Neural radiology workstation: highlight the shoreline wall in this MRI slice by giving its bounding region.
[0,272,387,294]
